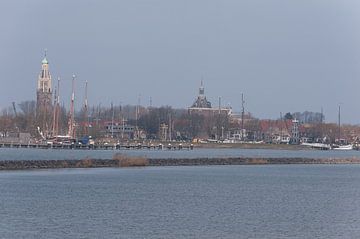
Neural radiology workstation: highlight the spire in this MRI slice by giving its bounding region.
[42,49,48,64]
[191,79,212,108]
[38,50,52,92]
[36,49,53,137]
[199,79,205,96]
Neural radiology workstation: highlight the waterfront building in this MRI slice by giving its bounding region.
[190,81,212,108]
[188,81,232,140]
[36,52,53,136]
[103,121,135,139]
[188,81,231,116]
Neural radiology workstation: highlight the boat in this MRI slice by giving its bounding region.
[301,142,331,150]
[47,135,75,146]
[332,105,353,150]
[332,144,353,150]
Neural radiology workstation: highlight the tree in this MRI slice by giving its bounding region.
[284,112,293,120]
[138,106,173,138]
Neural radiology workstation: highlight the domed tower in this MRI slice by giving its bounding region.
[191,80,212,108]
[36,51,53,136]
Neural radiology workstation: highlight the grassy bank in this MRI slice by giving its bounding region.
[1,155,360,170]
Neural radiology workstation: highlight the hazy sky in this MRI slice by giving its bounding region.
[1,0,360,123]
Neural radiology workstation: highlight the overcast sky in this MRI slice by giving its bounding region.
[1,0,360,123]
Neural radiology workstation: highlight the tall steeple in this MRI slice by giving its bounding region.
[38,50,52,93]
[191,80,212,108]
[199,79,205,98]
[36,50,53,137]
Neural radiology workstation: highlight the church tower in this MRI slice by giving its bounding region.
[191,80,212,108]
[36,51,53,135]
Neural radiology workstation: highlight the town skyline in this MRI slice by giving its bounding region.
[1,0,360,123]
[0,52,351,125]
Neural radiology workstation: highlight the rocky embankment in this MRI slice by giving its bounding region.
[1,154,360,170]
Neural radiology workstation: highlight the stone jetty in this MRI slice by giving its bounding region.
[1,156,360,170]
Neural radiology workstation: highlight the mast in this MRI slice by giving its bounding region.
[241,93,245,141]
[168,113,172,141]
[83,80,88,136]
[135,94,140,139]
[280,112,283,142]
[52,77,60,136]
[111,102,114,138]
[68,75,76,138]
[218,96,221,140]
[218,96,221,114]
[52,86,57,136]
[338,104,341,143]
[320,107,323,141]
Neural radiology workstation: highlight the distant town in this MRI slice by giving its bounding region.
[1,53,360,149]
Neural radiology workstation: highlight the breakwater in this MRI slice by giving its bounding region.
[1,156,360,170]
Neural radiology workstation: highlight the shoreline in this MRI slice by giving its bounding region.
[193,142,309,150]
[1,156,360,170]
[0,141,310,151]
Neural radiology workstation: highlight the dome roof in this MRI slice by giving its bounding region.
[42,57,48,64]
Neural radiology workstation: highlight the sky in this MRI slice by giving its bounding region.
[1,0,360,123]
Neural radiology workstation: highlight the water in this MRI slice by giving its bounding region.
[1,165,360,238]
[1,147,360,161]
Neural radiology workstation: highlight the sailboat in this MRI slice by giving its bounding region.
[332,104,353,150]
[47,75,76,146]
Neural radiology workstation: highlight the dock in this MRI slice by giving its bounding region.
[0,142,194,151]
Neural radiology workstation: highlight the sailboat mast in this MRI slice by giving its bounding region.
[241,93,245,141]
[52,77,61,136]
[84,80,88,136]
[338,104,341,142]
[52,87,57,136]
[68,75,76,138]
[320,107,323,140]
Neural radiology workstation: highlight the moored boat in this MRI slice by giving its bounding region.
[332,144,353,150]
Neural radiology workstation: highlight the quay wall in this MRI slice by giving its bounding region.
[1,157,360,170]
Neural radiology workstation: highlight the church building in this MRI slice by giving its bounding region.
[36,52,53,135]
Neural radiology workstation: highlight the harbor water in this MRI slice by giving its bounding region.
[1,164,360,238]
